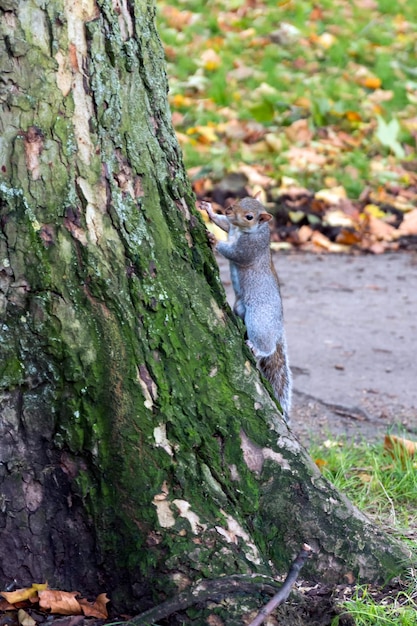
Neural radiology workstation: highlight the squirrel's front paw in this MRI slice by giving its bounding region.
[207,232,217,247]
[199,200,215,220]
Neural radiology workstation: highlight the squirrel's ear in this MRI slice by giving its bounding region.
[259,212,273,223]
[253,190,263,201]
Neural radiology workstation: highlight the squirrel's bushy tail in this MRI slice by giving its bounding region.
[258,341,292,423]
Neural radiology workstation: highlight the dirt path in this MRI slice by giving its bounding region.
[217,251,417,445]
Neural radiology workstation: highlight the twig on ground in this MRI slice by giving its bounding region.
[247,543,313,626]
[130,574,281,625]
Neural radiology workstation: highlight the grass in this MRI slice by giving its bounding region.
[310,436,417,533]
[157,0,417,197]
[311,436,417,625]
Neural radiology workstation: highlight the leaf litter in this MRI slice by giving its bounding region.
[158,0,417,253]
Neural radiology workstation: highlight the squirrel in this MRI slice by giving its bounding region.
[200,195,292,423]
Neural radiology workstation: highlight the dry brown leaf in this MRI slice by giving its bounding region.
[384,434,417,462]
[38,590,82,616]
[311,231,333,250]
[284,119,313,144]
[237,164,274,187]
[310,231,350,253]
[336,229,362,246]
[286,147,327,168]
[397,208,417,236]
[78,593,110,619]
[366,215,396,241]
[0,599,15,610]
[297,225,314,243]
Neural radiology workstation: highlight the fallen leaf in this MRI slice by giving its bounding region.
[0,599,15,610]
[18,609,36,626]
[361,76,382,89]
[397,208,417,236]
[78,593,110,619]
[375,116,405,158]
[316,32,336,49]
[297,225,314,243]
[315,186,347,205]
[201,49,221,71]
[366,215,396,241]
[1,584,47,604]
[357,472,372,483]
[286,147,327,169]
[363,204,387,219]
[285,119,313,144]
[38,590,82,616]
[384,434,417,462]
[345,110,362,122]
[336,229,362,246]
[324,210,354,228]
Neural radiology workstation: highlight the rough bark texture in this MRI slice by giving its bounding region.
[0,0,410,619]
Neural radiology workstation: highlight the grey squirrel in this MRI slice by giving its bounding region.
[200,195,292,423]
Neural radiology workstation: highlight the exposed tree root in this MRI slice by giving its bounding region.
[132,545,312,625]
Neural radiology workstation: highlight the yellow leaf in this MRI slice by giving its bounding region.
[1,583,47,604]
[170,94,192,108]
[201,49,221,71]
[314,458,328,469]
[186,125,218,144]
[364,204,386,219]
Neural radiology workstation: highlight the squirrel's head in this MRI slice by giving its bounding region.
[225,195,273,230]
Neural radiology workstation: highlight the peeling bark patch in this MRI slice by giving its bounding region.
[210,298,226,325]
[240,430,291,476]
[64,207,87,245]
[240,430,264,474]
[215,510,261,565]
[153,423,175,457]
[112,0,134,41]
[55,50,73,97]
[64,0,99,165]
[153,481,175,529]
[172,499,206,534]
[77,177,107,244]
[137,364,157,409]
[176,198,190,221]
[24,126,44,181]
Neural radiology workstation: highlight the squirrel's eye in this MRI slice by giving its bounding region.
[246,214,254,221]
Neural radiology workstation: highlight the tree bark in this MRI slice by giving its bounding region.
[0,0,410,619]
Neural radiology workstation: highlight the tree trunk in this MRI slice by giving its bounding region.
[0,0,409,619]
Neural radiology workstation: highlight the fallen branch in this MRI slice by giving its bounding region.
[247,543,313,626]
